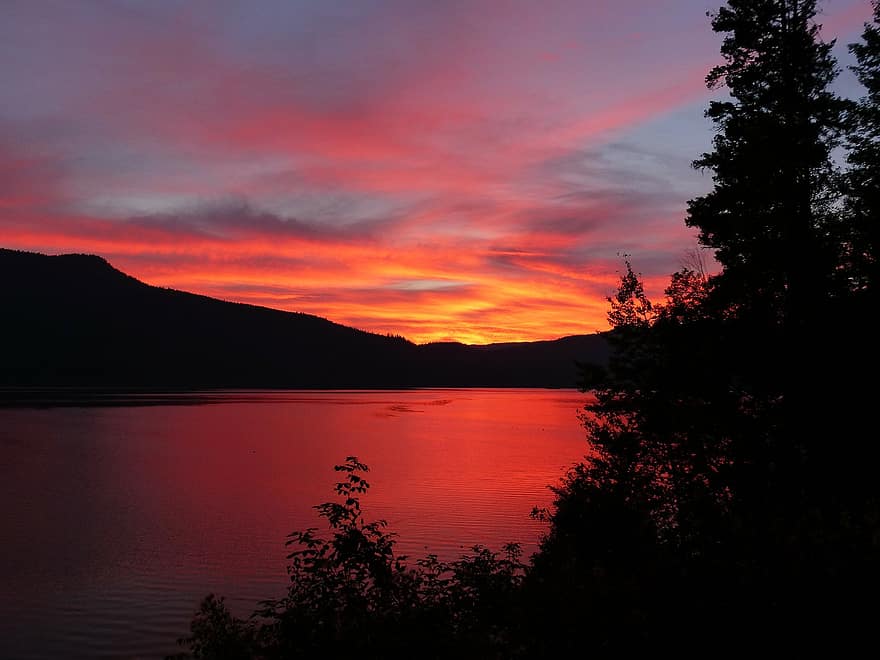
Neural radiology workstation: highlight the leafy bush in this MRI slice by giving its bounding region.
[174,457,525,659]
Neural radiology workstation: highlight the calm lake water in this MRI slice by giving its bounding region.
[0,389,590,659]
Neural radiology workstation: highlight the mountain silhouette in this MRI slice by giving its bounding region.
[0,248,608,391]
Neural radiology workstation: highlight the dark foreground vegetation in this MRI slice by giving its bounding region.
[174,458,529,660]
[175,1,880,656]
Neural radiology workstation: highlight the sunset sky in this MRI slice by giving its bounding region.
[1,0,872,343]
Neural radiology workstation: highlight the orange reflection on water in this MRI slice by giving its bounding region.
[0,389,590,658]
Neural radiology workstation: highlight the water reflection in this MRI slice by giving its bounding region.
[0,389,588,659]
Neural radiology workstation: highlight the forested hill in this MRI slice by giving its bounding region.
[0,248,608,389]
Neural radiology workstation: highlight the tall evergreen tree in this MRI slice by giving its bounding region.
[688,0,846,335]
[686,0,851,539]
[847,1,880,293]
[535,2,873,651]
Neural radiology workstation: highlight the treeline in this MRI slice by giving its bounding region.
[175,1,880,656]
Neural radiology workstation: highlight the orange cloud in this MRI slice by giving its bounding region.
[7,0,798,343]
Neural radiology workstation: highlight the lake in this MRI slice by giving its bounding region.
[0,389,590,659]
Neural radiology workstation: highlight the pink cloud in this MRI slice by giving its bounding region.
[3,1,859,342]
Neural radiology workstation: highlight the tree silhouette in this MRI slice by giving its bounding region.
[174,458,526,659]
[688,0,847,323]
[847,1,880,294]
[536,1,879,651]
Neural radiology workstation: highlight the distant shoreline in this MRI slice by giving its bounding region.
[2,249,609,393]
[0,386,586,409]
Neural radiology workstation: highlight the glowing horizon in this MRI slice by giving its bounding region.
[0,1,871,344]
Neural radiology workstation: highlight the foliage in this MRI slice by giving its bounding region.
[846,0,880,293]
[534,1,880,652]
[688,0,848,326]
[171,595,256,660]
[175,457,526,659]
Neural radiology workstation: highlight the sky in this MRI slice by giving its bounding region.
[0,0,874,344]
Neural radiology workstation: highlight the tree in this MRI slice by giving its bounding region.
[537,2,876,651]
[683,6,852,528]
[688,0,847,333]
[846,1,880,294]
[684,0,857,535]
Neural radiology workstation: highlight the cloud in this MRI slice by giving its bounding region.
[126,199,398,242]
[9,0,861,342]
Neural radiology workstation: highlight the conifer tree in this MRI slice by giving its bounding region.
[538,3,861,650]
[685,0,849,525]
[847,1,880,293]
[687,0,846,334]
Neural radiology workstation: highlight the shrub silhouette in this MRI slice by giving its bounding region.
[174,457,525,659]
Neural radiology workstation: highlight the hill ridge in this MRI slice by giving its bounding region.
[0,248,608,389]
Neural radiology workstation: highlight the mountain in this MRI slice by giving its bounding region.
[0,248,608,390]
